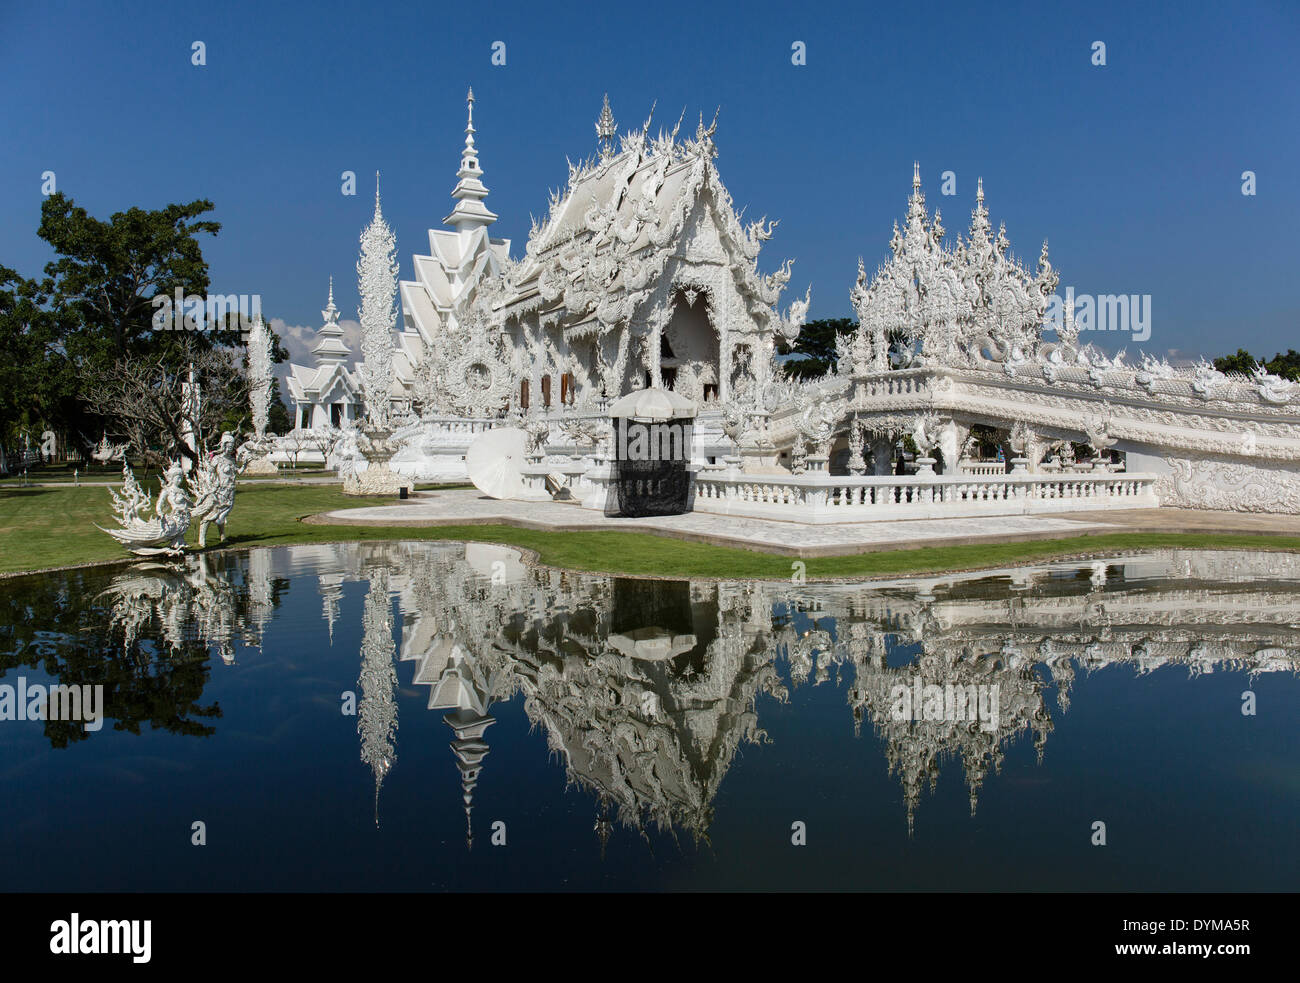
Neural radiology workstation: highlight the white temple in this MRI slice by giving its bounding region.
[399,90,806,412]
[285,278,362,432]
[278,89,1300,515]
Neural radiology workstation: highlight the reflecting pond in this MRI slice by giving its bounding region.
[1,543,1297,891]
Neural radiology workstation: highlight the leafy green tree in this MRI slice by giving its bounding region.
[268,375,293,435]
[1213,348,1259,376]
[1264,350,1300,381]
[776,317,856,379]
[776,317,909,379]
[0,267,77,458]
[18,193,247,463]
[1214,348,1300,382]
[37,193,222,369]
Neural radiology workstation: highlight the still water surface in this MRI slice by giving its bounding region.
[1,543,1297,891]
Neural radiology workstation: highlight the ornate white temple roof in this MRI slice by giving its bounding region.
[285,360,358,404]
[286,279,360,406]
[492,102,803,338]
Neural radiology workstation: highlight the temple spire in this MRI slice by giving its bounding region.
[464,86,476,157]
[445,86,499,234]
[596,93,617,161]
[312,276,351,366]
[906,162,927,229]
[445,707,495,851]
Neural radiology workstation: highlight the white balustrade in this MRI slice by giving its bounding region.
[687,470,1158,523]
[959,460,1005,476]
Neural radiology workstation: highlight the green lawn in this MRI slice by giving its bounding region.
[2,483,1299,580]
[0,465,336,485]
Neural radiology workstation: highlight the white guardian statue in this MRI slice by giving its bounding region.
[190,431,244,548]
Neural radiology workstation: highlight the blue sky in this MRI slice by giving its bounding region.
[2,0,1296,368]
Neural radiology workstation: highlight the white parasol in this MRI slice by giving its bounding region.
[466,427,528,500]
[607,387,697,422]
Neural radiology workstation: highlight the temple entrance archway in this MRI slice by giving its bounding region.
[660,290,720,404]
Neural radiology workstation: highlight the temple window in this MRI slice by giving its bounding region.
[520,379,530,410]
[541,374,552,407]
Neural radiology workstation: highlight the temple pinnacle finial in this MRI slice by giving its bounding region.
[912,161,921,190]
[976,176,984,205]
[374,170,381,213]
[596,92,617,161]
[446,88,497,232]
[314,276,348,364]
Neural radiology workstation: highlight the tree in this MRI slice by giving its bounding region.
[777,317,856,379]
[776,317,911,379]
[1214,348,1300,382]
[38,193,222,367]
[1213,348,1258,377]
[80,338,249,469]
[268,376,293,435]
[1264,350,1300,381]
[0,267,79,461]
[2,193,226,460]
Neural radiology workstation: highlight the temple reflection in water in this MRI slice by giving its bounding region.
[80,543,1300,840]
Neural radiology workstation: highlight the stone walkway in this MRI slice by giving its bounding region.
[1074,507,1300,537]
[309,488,1118,557]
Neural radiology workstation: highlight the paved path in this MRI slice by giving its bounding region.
[1062,508,1300,537]
[308,488,1117,557]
